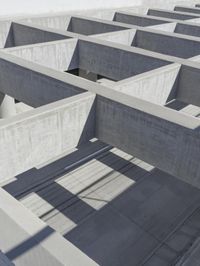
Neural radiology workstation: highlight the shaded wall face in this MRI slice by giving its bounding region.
[78,40,170,81]
[113,13,169,27]
[132,30,200,59]
[4,23,68,48]
[174,24,200,38]
[67,17,126,36]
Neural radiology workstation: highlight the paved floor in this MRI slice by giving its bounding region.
[2,139,200,266]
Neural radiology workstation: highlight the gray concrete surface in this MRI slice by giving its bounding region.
[148,8,200,20]
[174,6,200,15]
[67,16,127,35]
[114,11,174,26]
[95,91,200,188]
[111,63,181,105]
[3,146,200,266]
[1,40,200,187]
[0,2,200,265]
[0,187,97,266]
[0,92,95,182]
[5,22,69,48]
[66,15,200,59]
[5,39,79,71]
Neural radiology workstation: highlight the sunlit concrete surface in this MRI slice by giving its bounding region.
[1,1,200,266]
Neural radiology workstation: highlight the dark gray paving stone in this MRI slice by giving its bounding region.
[65,205,159,266]
[111,170,200,240]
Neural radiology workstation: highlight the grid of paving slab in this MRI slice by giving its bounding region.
[1,2,200,266]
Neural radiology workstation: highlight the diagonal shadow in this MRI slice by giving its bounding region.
[6,227,54,261]
[3,140,110,199]
[3,139,152,232]
[36,181,95,224]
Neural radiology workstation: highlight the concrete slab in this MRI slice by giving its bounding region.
[111,169,200,240]
[65,205,159,266]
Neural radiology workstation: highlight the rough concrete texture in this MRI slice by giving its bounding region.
[112,63,181,104]
[0,92,95,182]
[5,39,79,71]
[0,1,200,266]
[0,93,16,118]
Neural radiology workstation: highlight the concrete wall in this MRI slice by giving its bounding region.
[133,30,200,59]
[174,6,200,14]
[148,22,177,32]
[92,29,136,46]
[0,92,95,181]
[68,16,126,35]
[0,15,72,48]
[113,63,181,105]
[174,23,200,38]
[5,22,68,48]
[95,93,200,188]
[150,20,200,38]
[147,9,200,20]
[22,15,72,31]
[5,39,79,71]
[26,14,200,62]
[0,52,84,107]
[1,45,200,187]
[0,1,197,49]
[78,39,170,81]
[177,65,200,107]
